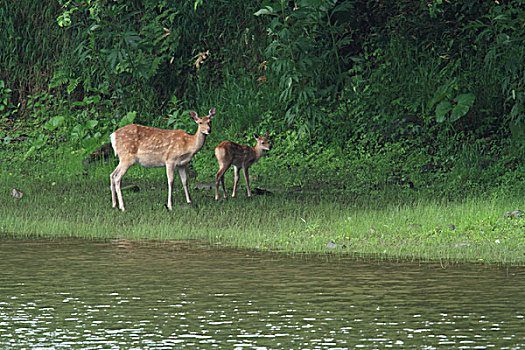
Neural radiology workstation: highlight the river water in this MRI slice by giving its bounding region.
[0,238,523,349]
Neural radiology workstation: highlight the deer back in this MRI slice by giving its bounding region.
[112,124,194,168]
[216,141,257,168]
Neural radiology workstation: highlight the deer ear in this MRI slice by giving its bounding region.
[264,131,269,138]
[209,107,216,118]
[190,111,198,121]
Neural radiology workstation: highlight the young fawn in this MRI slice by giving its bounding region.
[110,107,216,211]
[214,132,271,200]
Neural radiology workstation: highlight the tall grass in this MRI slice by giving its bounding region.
[1,152,524,266]
[0,1,72,99]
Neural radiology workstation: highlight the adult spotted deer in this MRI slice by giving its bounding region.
[214,132,270,200]
[110,107,216,211]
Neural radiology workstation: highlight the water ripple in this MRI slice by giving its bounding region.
[0,239,523,349]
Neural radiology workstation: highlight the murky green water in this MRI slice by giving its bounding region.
[0,239,523,349]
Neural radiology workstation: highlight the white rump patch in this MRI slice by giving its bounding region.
[110,133,117,156]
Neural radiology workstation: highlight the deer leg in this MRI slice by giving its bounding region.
[243,167,251,197]
[220,173,227,199]
[232,165,240,198]
[215,167,223,201]
[178,165,192,205]
[215,164,229,200]
[166,164,176,211]
[110,167,118,208]
[110,160,133,211]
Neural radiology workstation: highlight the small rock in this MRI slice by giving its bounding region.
[194,182,214,190]
[11,188,23,199]
[326,241,337,249]
[252,188,273,196]
[122,184,140,192]
[368,228,376,234]
[505,210,524,219]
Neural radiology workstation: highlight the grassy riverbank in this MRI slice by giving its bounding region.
[1,152,524,266]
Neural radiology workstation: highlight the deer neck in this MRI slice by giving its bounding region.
[252,145,264,162]
[189,130,207,153]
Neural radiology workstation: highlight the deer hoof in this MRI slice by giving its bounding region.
[180,202,197,210]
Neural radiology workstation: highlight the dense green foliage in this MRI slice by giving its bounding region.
[1,0,524,196]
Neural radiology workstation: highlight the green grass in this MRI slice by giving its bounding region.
[1,151,524,266]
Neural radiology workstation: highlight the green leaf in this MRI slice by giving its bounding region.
[86,120,98,129]
[254,6,275,16]
[53,116,65,127]
[67,78,80,94]
[86,95,101,104]
[194,0,203,10]
[332,1,354,14]
[428,83,451,110]
[118,111,137,128]
[23,146,36,160]
[454,93,475,105]
[71,124,84,141]
[44,116,65,130]
[451,93,475,122]
[510,103,521,119]
[435,100,452,123]
[123,31,141,49]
